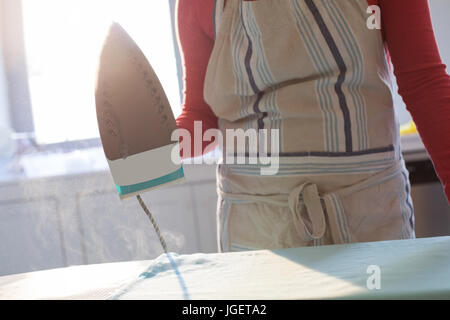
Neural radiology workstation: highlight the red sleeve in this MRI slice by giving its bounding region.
[176,0,218,158]
[380,0,450,202]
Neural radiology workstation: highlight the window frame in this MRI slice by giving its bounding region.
[1,0,34,134]
[1,0,183,153]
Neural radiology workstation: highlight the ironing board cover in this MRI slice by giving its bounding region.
[0,236,449,299]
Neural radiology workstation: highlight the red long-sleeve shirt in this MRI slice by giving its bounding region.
[176,0,450,201]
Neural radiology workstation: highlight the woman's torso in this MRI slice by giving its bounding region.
[201,0,414,250]
[204,0,398,156]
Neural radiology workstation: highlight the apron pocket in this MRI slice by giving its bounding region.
[226,201,312,250]
[332,170,408,243]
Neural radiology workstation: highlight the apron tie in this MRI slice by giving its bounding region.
[288,182,326,241]
[217,161,404,246]
[217,181,327,243]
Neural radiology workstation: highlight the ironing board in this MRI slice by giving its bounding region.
[0,236,449,300]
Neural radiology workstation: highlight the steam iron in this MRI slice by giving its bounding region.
[95,22,184,252]
[95,22,184,200]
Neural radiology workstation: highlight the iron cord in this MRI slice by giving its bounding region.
[136,195,168,254]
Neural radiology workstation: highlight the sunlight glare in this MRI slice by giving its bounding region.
[22,0,181,144]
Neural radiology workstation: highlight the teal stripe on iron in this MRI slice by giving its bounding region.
[115,167,184,196]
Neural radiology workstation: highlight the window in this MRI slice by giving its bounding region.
[21,0,181,145]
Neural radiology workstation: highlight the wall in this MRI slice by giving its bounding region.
[0,156,218,276]
[0,33,10,129]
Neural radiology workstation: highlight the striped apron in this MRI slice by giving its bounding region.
[203,0,415,252]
